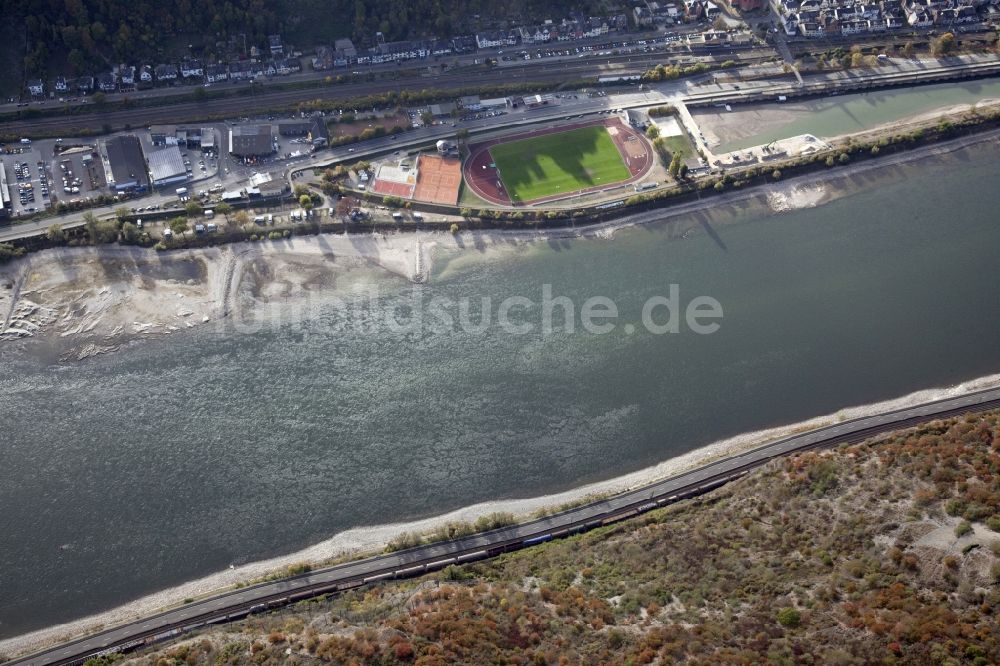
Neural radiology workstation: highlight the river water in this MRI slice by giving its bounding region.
[2,141,1000,638]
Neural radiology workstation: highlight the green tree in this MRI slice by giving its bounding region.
[114,207,130,222]
[169,217,189,238]
[0,242,26,264]
[668,153,682,178]
[902,41,915,59]
[771,169,782,180]
[214,202,232,221]
[120,222,141,244]
[420,111,434,126]
[931,32,956,57]
[646,124,660,139]
[46,224,65,242]
[83,212,117,244]
[299,194,314,210]
[777,608,801,628]
[184,201,202,218]
[92,91,106,105]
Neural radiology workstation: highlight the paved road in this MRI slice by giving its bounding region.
[0,92,670,243]
[9,385,1000,666]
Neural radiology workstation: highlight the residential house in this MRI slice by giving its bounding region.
[139,65,153,84]
[229,60,253,80]
[583,17,610,37]
[376,40,427,62]
[705,1,723,17]
[205,64,229,83]
[312,46,335,70]
[155,64,178,82]
[475,31,516,49]
[119,65,136,87]
[685,0,706,19]
[430,39,453,56]
[76,76,94,93]
[634,6,655,24]
[180,59,203,78]
[268,34,283,55]
[27,79,44,96]
[907,8,933,24]
[860,3,882,18]
[841,19,869,33]
[54,76,69,93]
[940,5,978,21]
[451,35,477,52]
[332,38,357,66]
[519,26,549,44]
[97,72,117,92]
[609,13,629,30]
[799,20,826,34]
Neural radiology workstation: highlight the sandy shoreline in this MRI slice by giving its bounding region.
[2,128,1000,659]
[3,371,999,658]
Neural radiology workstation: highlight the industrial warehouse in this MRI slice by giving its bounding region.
[229,125,275,159]
[102,135,149,192]
[147,146,187,187]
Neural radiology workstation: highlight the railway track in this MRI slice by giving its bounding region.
[8,385,1000,666]
[0,52,777,136]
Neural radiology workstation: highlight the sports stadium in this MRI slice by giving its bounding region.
[463,117,653,206]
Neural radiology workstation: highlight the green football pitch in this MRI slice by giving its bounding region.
[489,125,631,202]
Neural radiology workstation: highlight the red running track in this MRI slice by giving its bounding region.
[463,117,654,207]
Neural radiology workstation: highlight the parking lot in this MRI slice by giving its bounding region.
[1,144,52,217]
[53,147,106,202]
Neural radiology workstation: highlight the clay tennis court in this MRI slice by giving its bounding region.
[371,179,415,198]
[464,117,654,206]
[412,154,462,205]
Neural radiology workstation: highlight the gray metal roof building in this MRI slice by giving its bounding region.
[200,128,216,152]
[229,125,274,157]
[104,135,149,191]
[0,163,10,217]
[147,146,188,187]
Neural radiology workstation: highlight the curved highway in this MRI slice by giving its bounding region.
[8,385,1000,666]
